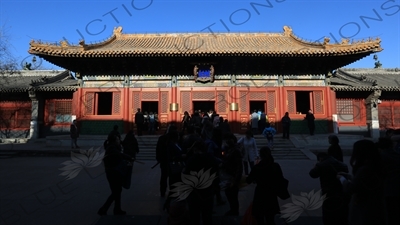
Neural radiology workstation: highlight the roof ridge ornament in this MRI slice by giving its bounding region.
[79,40,85,46]
[60,40,69,47]
[341,38,349,44]
[323,37,330,45]
[113,26,123,37]
[283,26,292,36]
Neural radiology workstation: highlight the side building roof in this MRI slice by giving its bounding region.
[0,70,78,93]
[330,68,400,91]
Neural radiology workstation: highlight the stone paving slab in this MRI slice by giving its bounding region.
[0,134,362,154]
[94,215,323,225]
[1,154,345,225]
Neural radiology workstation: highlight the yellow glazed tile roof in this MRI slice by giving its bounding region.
[29,26,382,57]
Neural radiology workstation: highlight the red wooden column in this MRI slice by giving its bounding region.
[230,86,238,133]
[279,87,284,118]
[76,87,83,119]
[123,87,130,133]
[171,85,178,122]
[326,87,333,132]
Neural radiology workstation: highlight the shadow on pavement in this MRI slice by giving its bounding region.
[95,215,323,225]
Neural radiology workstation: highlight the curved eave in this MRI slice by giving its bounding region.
[330,86,400,91]
[29,48,382,58]
[0,86,78,93]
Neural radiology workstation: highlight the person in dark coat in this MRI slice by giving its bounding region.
[98,134,135,216]
[246,147,282,225]
[109,125,121,141]
[258,110,267,134]
[166,130,185,186]
[181,126,201,157]
[327,135,343,162]
[181,111,191,134]
[220,133,243,216]
[203,125,225,205]
[70,120,80,149]
[191,111,202,129]
[122,130,139,159]
[304,109,315,135]
[156,124,177,197]
[184,139,220,225]
[222,119,231,134]
[135,108,144,136]
[309,152,349,225]
[281,112,291,139]
[337,140,385,225]
[377,137,400,225]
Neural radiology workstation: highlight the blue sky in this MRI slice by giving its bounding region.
[1,0,399,70]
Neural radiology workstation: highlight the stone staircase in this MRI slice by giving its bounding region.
[135,135,159,161]
[135,134,309,161]
[237,135,309,160]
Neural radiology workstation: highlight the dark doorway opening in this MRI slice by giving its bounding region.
[249,101,266,114]
[141,101,159,114]
[192,101,215,114]
[295,91,311,114]
[97,92,112,115]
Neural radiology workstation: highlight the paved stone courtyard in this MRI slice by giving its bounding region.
[0,154,354,225]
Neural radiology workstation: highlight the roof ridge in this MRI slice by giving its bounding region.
[341,68,400,72]
[337,69,374,85]
[7,70,66,77]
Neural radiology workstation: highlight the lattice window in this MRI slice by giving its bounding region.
[142,92,159,100]
[161,92,168,113]
[47,101,55,122]
[379,105,392,129]
[313,91,324,114]
[192,92,215,100]
[112,92,121,115]
[15,108,31,128]
[54,100,72,123]
[239,91,247,113]
[337,99,353,114]
[85,92,95,115]
[0,109,15,129]
[267,91,275,113]
[287,91,296,114]
[337,99,354,122]
[353,100,361,121]
[181,92,191,113]
[379,101,400,129]
[249,92,266,100]
[217,91,227,113]
[133,92,141,111]
[0,102,32,129]
[394,106,400,127]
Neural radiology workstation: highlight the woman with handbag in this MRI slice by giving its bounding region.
[98,134,135,216]
[246,147,285,225]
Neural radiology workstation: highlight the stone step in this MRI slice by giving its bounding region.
[135,148,308,161]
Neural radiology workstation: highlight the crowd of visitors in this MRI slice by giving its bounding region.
[92,112,400,225]
[309,131,400,225]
